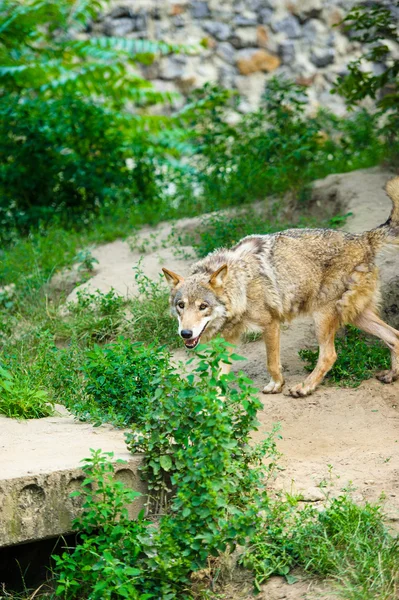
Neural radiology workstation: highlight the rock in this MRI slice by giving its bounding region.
[236,48,280,74]
[234,12,258,26]
[303,18,328,42]
[279,40,296,65]
[191,1,210,19]
[159,55,187,80]
[258,7,273,24]
[272,15,301,39]
[311,47,335,68]
[216,41,236,64]
[322,6,345,27]
[291,0,323,21]
[229,27,258,49]
[302,486,325,502]
[173,14,186,27]
[202,21,231,41]
[236,72,266,110]
[103,17,134,36]
[108,5,134,19]
[256,24,269,48]
[218,63,237,88]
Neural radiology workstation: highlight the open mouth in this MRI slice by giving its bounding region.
[183,322,208,349]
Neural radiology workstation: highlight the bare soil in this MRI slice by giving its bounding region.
[57,167,399,598]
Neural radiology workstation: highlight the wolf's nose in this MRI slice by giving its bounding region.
[181,329,193,339]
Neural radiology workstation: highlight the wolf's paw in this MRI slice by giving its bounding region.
[262,379,284,394]
[376,370,399,384]
[289,382,315,397]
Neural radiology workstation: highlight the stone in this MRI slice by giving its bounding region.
[236,48,280,75]
[216,41,236,64]
[218,63,237,88]
[290,0,323,21]
[159,55,187,80]
[191,1,210,19]
[236,72,266,110]
[256,24,269,48]
[108,5,134,19]
[0,411,146,547]
[302,486,325,502]
[303,18,328,42]
[272,15,301,39]
[258,7,273,24]
[104,17,134,36]
[311,47,335,68]
[279,40,296,65]
[173,14,186,27]
[202,20,231,41]
[229,27,258,49]
[234,12,258,26]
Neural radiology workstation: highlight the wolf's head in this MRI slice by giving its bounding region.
[162,265,228,349]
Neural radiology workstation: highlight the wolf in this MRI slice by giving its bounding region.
[162,177,399,397]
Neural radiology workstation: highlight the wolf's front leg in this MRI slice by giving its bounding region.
[290,310,338,397]
[262,320,285,394]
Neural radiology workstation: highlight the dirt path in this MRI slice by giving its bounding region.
[66,167,399,599]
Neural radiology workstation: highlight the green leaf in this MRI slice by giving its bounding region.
[159,455,173,471]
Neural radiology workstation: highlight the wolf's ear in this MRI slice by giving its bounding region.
[209,264,228,288]
[162,268,184,289]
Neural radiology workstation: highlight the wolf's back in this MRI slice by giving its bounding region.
[370,176,399,247]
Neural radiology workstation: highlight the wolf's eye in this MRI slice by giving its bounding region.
[199,303,208,311]
[177,301,185,309]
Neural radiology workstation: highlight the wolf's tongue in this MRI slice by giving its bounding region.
[184,336,199,348]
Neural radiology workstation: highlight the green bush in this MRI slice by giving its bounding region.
[0,365,54,418]
[333,2,399,155]
[299,325,390,387]
[242,495,399,599]
[183,79,385,212]
[54,450,151,600]
[82,338,178,426]
[126,339,279,597]
[54,342,279,599]
[0,0,183,234]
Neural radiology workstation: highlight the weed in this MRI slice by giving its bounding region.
[299,325,390,387]
[54,450,151,600]
[81,338,179,427]
[0,365,54,419]
[242,495,399,600]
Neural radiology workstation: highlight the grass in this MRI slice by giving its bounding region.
[241,494,399,599]
[299,325,391,387]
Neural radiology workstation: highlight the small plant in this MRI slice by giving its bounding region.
[125,265,179,348]
[54,450,152,600]
[242,495,399,599]
[56,289,127,344]
[0,365,54,418]
[333,2,399,155]
[299,325,390,387]
[126,338,280,597]
[81,337,179,426]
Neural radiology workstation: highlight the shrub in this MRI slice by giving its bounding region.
[81,338,179,426]
[54,450,151,600]
[333,1,399,154]
[299,325,390,387]
[241,495,399,599]
[0,0,183,234]
[0,365,54,418]
[126,338,279,597]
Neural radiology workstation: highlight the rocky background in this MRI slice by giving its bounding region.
[87,0,399,114]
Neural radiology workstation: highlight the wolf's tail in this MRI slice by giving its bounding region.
[370,176,399,247]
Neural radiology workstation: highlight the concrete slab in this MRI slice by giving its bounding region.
[0,406,146,547]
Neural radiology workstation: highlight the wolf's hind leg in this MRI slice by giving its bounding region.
[353,308,399,383]
[262,319,285,394]
[290,309,339,397]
